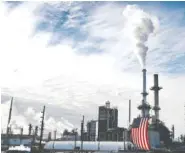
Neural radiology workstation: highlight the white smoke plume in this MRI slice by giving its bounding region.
[122,5,159,68]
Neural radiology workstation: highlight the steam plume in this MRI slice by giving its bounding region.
[122,5,158,68]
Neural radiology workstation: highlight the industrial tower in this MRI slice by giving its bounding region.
[150,74,162,121]
[138,69,151,117]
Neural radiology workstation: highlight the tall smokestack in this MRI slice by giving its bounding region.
[142,69,147,103]
[138,69,151,117]
[150,74,162,120]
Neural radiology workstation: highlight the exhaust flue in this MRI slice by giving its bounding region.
[150,74,162,120]
[142,69,147,103]
[138,69,151,117]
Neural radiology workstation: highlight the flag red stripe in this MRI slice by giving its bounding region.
[131,117,150,151]
[145,119,150,150]
[139,118,145,149]
[142,118,148,150]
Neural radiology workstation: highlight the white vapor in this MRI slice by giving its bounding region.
[122,5,159,68]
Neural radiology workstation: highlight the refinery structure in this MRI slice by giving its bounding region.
[1,31,183,151]
[1,68,177,152]
[1,4,185,153]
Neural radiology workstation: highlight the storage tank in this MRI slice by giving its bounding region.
[44,141,134,151]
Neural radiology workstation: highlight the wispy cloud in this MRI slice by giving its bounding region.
[1,2,185,138]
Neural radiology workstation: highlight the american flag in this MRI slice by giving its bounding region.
[131,117,150,151]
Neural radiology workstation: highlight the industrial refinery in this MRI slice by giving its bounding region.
[2,68,184,153]
[1,1,185,153]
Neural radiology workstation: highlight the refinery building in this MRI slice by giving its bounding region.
[98,101,127,141]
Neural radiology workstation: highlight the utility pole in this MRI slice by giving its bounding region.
[81,115,84,151]
[20,127,23,145]
[7,97,13,133]
[74,128,78,149]
[6,97,13,148]
[28,124,32,135]
[39,105,45,151]
[127,99,132,150]
[129,99,131,125]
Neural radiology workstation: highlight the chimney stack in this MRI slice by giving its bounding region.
[138,69,151,117]
[142,69,147,103]
[150,74,162,120]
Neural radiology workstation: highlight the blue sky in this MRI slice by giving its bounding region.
[30,2,185,73]
[1,1,185,138]
[32,1,185,74]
